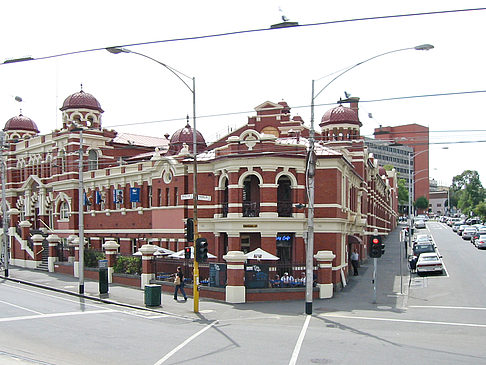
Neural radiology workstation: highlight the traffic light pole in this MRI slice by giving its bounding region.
[372,258,377,304]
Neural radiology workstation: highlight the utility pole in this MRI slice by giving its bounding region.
[77,127,85,294]
[0,131,9,277]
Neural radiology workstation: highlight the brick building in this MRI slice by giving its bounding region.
[1,90,398,300]
[373,124,430,205]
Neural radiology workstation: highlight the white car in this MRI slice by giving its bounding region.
[475,234,486,249]
[415,220,426,229]
[416,252,444,274]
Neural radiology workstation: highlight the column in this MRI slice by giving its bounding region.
[47,234,61,273]
[223,250,246,303]
[19,220,31,240]
[103,240,120,284]
[32,234,44,266]
[227,234,240,251]
[139,244,157,289]
[314,250,336,299]
[260,235,276,255]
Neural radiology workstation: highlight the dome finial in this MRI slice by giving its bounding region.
[186,115,190,127]
[80,83,83,92]
[19,108,23,116]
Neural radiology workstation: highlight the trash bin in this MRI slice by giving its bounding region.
[98,259,109,294]
[144,284,162,307]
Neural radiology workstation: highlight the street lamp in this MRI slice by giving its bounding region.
[106,47,201,312]
[1,95,23,277]
[71,125,85,294]
[306,44,433,315]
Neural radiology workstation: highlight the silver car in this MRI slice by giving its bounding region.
[462,227,478,240]
[475,235,486,249]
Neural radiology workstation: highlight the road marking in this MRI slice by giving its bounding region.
[0,309,115,323]
[410,305,486,311]
[3,283,108,310]
[319,313,486,328]
[0,299,43,315]
[289,315,311,365]
[153,321,218,365]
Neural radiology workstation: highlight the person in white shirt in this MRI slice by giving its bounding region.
[351,250,359,276]
[280,272,294,287]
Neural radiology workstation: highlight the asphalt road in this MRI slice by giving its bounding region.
[1,222,486,364]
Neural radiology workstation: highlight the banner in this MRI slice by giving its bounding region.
[130,187,141,203]
[114,189,124,204]
[84,191,91,206]
[95,190,103,205]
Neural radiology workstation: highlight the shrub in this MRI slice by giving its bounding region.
[113,256,142,275]
[84,249,105,268]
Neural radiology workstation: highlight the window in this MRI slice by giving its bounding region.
[165,188,170,206]
[60,201,69,220]
[173,187,178,206]
[157,188,162,206]
[88,150,98,171]
[148,186,152,208]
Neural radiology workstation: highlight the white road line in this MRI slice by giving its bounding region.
[0,309,115,323]
[320,313,486,328]
[153,321,218,365]
[0,299,43,315]
[410,305,486,311]
[289,315,311,365]
[3,283,108,310]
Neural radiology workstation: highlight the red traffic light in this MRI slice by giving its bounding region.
[372,238,379,244]
[184,247,191,259]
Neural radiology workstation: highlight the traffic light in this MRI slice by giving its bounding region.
[195,237,208,263]
[370,235,383,258]
[185,218,194,242]
[184,247,191,259]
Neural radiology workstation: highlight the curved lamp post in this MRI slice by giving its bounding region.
[306,44,434,314]
[106,47,201,312]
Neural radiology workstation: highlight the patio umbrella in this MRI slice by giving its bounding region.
[132,247,175,256]
[245,248,279,260]
[168,246,216,259]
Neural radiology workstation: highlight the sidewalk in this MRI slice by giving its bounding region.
[0,226,409,319]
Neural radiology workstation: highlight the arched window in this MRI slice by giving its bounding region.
[59,150,66,173]
[88,149,98,171]
[222,177,229,217]
[277,176,292,217]
[60,201,70,220]
[242,175,260,217]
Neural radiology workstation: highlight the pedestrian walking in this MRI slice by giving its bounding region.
[351,249,359,276]
[173,266,187,302]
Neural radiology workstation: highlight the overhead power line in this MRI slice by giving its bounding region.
[2,7,485,65]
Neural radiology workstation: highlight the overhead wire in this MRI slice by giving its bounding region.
[1,7,485,65]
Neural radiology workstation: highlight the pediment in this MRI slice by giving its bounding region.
[21,175,44,190]
[254,101,283,112]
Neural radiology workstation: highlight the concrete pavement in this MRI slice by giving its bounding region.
[1,225,409,320]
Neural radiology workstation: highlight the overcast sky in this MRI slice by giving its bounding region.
[1,1,485,187]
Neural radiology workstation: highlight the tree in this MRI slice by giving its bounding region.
[397,178,409,207]
[474,202,486,222]
[415,196,429,212]
[451,170,485,213]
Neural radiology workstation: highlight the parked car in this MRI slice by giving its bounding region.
[466,217,483,225]
[475,234,486,249]
[452,222,462,232]
[472,227,486,245]
[413,243,436,258]
[457,225,468,236]
[462,227,478,240]
[416,252,444,274]
[415,220,426,229]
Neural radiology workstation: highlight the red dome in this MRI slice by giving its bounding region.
[60,90,104,112]
[4,114,39,133]
[168,122,206,155]
[320,105,361,127]
[379,166,387,176]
